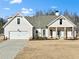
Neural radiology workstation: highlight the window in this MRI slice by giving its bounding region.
[17,18,20,24]
[57,31,60,35]
[60,19,62,25]
[43,30,45,36]
[57,31,60,37]
[36,30,38,33]
[36,30,38,37]
[50,30,52,37]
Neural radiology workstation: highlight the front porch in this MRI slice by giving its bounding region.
[48,27,76,39]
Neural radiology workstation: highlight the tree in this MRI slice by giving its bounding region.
[0,18,4,28]
[63,10,70,16]
[35,10,44,16]
[73,13,79,24]
[0,18,5,33]
[45,9,55,15]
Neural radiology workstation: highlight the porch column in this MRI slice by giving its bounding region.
[64,27,67,39]
[72,27,75,39]
[48,27,50,38]
[56,27,58,39]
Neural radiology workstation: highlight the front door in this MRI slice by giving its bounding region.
[57,31,64,39]
[57,31,61,39]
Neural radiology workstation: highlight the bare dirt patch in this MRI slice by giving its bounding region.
[15,40,79,59]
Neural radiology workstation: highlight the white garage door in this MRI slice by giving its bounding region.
[10,32,29,39]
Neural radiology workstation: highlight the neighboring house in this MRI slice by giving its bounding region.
[3,12,77,40]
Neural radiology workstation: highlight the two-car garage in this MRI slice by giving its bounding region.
[3,13,33,40]
[9,32,29,39]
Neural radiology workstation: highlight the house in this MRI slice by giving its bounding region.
[3,12,77,40]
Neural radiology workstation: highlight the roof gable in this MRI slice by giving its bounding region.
[47,15,76,27]
[3,12,33,28]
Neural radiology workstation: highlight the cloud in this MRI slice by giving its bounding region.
[10,0,22,4]
[3,8,10,10]
[51,6,58,9]
[21,8,33,14]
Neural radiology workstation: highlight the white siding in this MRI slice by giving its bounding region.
[46,29,49,37]
[67,31,76,39]
[52,31,56,39]
[49,19,75,27]
[60,31,64,38]
[67,31,73,39]
[37,29,42,37]
[36,29,49,37]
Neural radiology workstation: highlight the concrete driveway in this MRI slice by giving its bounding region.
[0,40,27,59]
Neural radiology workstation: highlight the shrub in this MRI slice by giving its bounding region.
[30,37,48,40]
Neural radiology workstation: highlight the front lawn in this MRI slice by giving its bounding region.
[15,40,79,59]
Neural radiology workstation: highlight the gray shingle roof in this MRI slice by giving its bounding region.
[25,15,77,28]
[25,15,58,28]
[64,16,76,24]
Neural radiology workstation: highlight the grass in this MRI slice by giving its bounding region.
[15,40,79,59]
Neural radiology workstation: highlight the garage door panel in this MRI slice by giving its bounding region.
[10,32,29,39]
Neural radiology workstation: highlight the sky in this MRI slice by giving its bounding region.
[0,0,79,18]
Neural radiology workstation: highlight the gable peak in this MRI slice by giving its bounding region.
[15,12,23,16]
